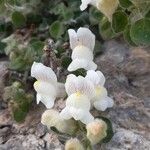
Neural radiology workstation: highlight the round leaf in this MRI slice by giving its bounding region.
[49,21,65,39]
[99,17,116,40]
[112,11,128,33]
[119,0,132,8]
[130,18,150,45]
[123,25,136,46]
[11,11,26,27]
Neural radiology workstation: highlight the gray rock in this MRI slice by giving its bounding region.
[0,61,9,110]
[101,128,150,150]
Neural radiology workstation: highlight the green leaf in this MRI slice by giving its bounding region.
[123,25,136,45]
[146,10,150,18]
[94,40,103,55]
[26,13,42,25]
[130,18,150,45]
[61,56,72,69]
[71,69,86,77]
[99,17,116,40]
[96,116,114,143]
[50,126,63,135]
[30,41,44,54]
[10,56,28,71]
[13,107,27,122]
[119,0,132,8]
[112,11,128,33]
[49,21,65,39]
[0,42,6,54]
[89,7,103,25]
[11,11,26,27]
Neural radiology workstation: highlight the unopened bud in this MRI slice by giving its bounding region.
[97,0,119,21]
[65,138,84,150]
[86,119,107,145]
[41,109,77,135]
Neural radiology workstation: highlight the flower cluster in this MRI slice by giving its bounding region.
[31,27,114,148]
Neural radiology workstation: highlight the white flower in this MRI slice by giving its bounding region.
[60,74,94,124]
[80,0,119,21]
[85,70,114,111]
[41,109,77,135]
[86,119,107,145]
[65,138,84,150]
[31,62,65,108]
[68,27,97,71]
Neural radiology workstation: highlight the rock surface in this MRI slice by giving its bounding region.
[0,40,150,150]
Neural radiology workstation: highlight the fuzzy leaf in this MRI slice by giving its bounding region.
[99,17,116,40]
[61,56,72,69]
[112,11,128,33]
[49,21,65,39]
[119,0,132,8]
[11,11,26,27]
[123,25,136,46]
[130,18,150,46]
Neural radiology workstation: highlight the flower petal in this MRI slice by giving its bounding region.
[72,45,93,60]
[93,99,108,111]
[80,0,93,11]
[68,59,88,72]
[105,96,114,108]
[77,27,95,51]
[40,95,55,109]
[65,76,94,98]
[66,93,91,110]
[86,70,105,86]
[31,62,57,83]
[81,112,94,124]
[68,29,78,50]
[70,107,85,120]
[96,71,105,86]
[34,81,57,97]
[68,59,97,72]
[36,93,41,104]
[60,107,72,120]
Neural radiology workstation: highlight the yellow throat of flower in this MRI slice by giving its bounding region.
[75,91,82,97]
[95,87,101,95]
[34,80,40,88]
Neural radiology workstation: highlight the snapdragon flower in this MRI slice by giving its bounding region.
[60,74,94,124]
[80,0,119,21]
[85,70,114,111]
[68,27,97,71]
[41,109,77,135]
[86,119,107,145]
[31,62,65,108]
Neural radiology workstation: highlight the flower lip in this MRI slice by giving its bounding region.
[68,27,95,51]
[65,74,95,98]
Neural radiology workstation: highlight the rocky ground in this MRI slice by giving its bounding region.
[0,40,150,150]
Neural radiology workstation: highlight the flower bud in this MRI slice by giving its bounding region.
[41,109,77,135]
[86,119,107,145]
[65,138,84,150]
[97,0,119,21]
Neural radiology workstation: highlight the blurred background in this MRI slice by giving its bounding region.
[0,0,150,149]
